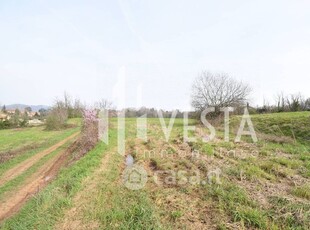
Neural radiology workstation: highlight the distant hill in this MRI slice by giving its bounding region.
[4,104,50,112]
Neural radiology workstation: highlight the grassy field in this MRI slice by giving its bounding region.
[231,111,310,142]
[0,125,80,174]
[0,112,309,229]
[0,126,78,153]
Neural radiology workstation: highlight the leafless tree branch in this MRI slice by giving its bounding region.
[191,72,251,111]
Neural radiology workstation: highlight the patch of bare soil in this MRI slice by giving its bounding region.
[0,133,80,222]
[0,143,74,221]
[0,132,79,187]
[57,151,112,230]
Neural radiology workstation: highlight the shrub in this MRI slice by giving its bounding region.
[0,120,11,129]
[81,109,98,147]
[68,109,99,163]
[45,105,68,130]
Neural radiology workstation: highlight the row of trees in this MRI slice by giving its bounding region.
[190,72,309,115]
[261,93,310,113]
[45,93,194,130]
[0,93,113,130]
[2,71,308,130]
[45,93,114,130]
[123,108,186,118]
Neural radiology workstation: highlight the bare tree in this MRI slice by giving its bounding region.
[274,92,286,112]
[95,99,114,110]
[63,92,72,110]
[303,97,310,111]
[72,98,85,118]
[287,93,303,112]
[191,72,251,112]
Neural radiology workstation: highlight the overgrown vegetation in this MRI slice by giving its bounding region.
[0,111,309,229]
[66,109,99,163]
[0,108,30,129]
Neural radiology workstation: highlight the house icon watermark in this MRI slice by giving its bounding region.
[123,164,148,190]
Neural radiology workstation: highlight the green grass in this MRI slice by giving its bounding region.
[272,157,301,169]
[207,181,255,210]
[231,111,310,142]
[0,138,74,201]
[258,141,310,155]
[88,119,162,229]
[269,196,310,229]
[0,120,162,230]
[0,115,309,229]
[0,127,73,153]
[0,127,80,175]
[88,155,161,229]
[206,180,271,229]
[0,138,112,229]
[233,206,268,229]
[226,158,276,181]
[291,184,310,200]
[191,141,214,156]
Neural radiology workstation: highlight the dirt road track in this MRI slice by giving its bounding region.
[0,132,79,222]
[0,132,79,187]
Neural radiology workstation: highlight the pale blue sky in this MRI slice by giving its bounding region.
[1,0,310,110]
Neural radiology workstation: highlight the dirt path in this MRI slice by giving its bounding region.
[57,151,112,230]
[0,133,80,222]
[0,132,79,187]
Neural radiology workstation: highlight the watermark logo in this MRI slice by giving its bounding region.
[123,166,222,190]
[99,73,258,190]
[154,168,222,187]
[99,107,258,152]
[122,164,148,190]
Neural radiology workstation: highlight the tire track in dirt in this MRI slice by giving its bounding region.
[0,132,79,187]
[57,151,112,230]
[0,133,80,222]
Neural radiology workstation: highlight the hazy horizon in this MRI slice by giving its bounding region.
[1,0,310,110]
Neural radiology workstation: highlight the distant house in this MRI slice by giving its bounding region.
[0,112,11,121]
[28,119,44,125]
[3,109,40,119]
[25,111,40,118]
[6,110,16,115]
[0,113,9,121]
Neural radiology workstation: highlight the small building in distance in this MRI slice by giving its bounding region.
[0,113,9,121]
